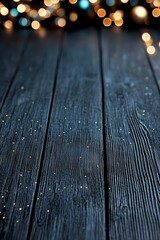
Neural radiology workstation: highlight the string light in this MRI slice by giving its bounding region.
[31,20,40,30]
[132,6,148,19]
[17,4,26,13]
[103,18,112,27]
[69,12,78,22]
[131,5,148,24]
[97,8,106,18]
[142,32,156,55]
[4,20,13,29]
[0,0,159,30]
[142,32,151,42]
[147,45,156,54]
[1,7,9,16]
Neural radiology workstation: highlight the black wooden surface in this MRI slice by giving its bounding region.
[0,31,29,109]
[0,31,61,239]
[29,29,106,240]
[101,29,160,240]
[0,28,160,240]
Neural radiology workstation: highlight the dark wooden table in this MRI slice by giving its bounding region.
[0,28,160,240]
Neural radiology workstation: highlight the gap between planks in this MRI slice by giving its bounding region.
[26,31,64,240]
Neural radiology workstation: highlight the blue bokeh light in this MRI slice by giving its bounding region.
[10,8,19,17]
[106,0,115,7]
[79,0,90,10]
[19,18,30,27]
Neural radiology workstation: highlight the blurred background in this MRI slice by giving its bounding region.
[0,0,160,30]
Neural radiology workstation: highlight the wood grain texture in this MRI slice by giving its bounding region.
[29,29,106,240]
[0,31,61,239]
[0,31,28,109]
[101,29,160,240]
[145,30,160,90]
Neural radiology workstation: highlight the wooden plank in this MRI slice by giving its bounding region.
[101,29,160,240]
[29,29,106,240]
[0,31,28,109]
[0,31,61,239]
[144,30,160,90]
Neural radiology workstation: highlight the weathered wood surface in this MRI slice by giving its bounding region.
[29,29,106,240]
[146,30,160,91]
[0,31,29,109]
[0,31,61,239]
[101,29,160,240]
[0,28,160,240]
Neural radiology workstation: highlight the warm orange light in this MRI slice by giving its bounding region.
[69,0,77,4]
[57,8,65,17]
[44,0,52,7]
[152,8,160,17]
[147,45,156,54]
[114,10,124,20]
[97,8,106,18]
[132,6,148,19]
[89,0,98,3]
[121,0,128,3]
[25,5,30,13]
[29,10,38,18]
[4,20,13,29]
[69,12,78,22]
[153,0,160,7]
[115,18,123,27]
[1,7,9,16]
[145,39,153,47]
[52,0,59,3]
[38,8,47,17]
[31,20,40,30]
[109,13,115,20]
[56,18,66,27]
[103,18,112,27]
[142,32,151,42]
[17,4,26,13]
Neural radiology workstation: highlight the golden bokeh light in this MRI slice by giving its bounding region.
[69,0,77,4]
[57,8,65,17]
[121,0,128,3]
[113,10,124,21]
[152,8,160,17]
[89,0,98,3]
[115,18,123,27]
[29,10,38,18]
[1,7,9,16]
[69,12,78,22]
[153,0,160,7]
[132,6,148,19]
[51,0,60,4]
[4,20,13,29]
[147,45,156,55]
[142,32,151,42]
[103,18,112,27]
[44,0,53,7]
[31,20,40,30]
[97,8,106,18]
[38,8,47,17]
[56,18,66,27]
[0,0,158,30]
[17,4,26,13]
